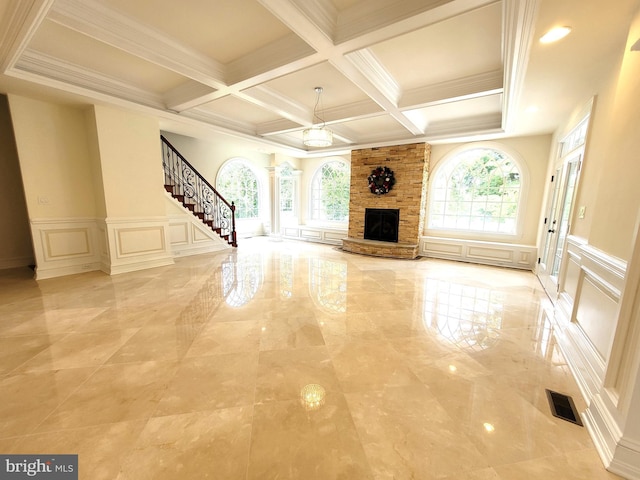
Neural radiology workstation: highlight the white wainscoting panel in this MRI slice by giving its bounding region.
[103,217,174,275]
[282,225,347,246]
[31,218,101,279]
[169,221,189,245]
[116,226,165,257]
[165,195,232,258]
[549,236,640,478]
[420,236,537,270]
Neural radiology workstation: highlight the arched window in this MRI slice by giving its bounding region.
[428,147,522,234]
[216,159,259,219]
[310,160,350,222]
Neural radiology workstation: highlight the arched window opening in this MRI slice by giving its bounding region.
[310,160,350,222]
[429,148,522,234]
[217,160,259,219]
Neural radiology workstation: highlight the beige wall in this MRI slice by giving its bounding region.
[162,132,271,183]
[8,95,97,219]
[94,105,164,218]
[0,95,33,267]
[429,135,552,246]
[585,12,640,261]
[84,107,107,218]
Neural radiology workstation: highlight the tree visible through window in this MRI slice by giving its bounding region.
[279,164,294,216]
[217,160,259,219]
[428,148,521,234]
[311,160,350,222]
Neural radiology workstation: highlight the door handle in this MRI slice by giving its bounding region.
[548,229,556,233]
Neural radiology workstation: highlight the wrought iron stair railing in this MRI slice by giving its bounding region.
[161,135,237,247]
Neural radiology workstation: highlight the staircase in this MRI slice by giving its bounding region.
[161,135,237,247]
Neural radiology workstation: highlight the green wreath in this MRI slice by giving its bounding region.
[368,166,395,195]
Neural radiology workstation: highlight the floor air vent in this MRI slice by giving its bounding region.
[545,389,583,426]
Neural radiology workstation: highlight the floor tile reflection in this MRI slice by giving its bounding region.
[0,238,622,479]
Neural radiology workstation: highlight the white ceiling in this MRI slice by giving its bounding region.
[0,0,636,156]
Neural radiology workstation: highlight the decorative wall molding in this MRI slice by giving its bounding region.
[420,236,537,270]
[102,216,174,275]
[165,195,232,257]
[30,217,101,280]
[282,225,347,246]
[549,235,640,479]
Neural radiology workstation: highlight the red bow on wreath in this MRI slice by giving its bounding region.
[368,166,395,195]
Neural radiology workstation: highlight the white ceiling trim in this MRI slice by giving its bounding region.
[289,0,337,42]
[0,0,54,72]
[335,0,497,47]
[335,55,424,135]
[179,108,258,136]
[400,70,504,108]
[163,81,217,113]
[345,49,402,106]
[49,0,226,88]
[255,99,380,136]
[238,85,310,126]
[501,0,539,132]
[426,111,503,137]
[15,49,166,108]
[226,33,317,85]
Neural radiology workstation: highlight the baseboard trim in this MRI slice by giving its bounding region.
[103,255,174,275]
[0,256,34,270]
[36,262,102,280]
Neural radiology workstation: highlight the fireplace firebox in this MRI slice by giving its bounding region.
[364,208,399,243]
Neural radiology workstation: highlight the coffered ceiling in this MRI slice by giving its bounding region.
[0,0,636,155]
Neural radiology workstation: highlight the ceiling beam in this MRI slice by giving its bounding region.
[49,0,226,88]
[0,0,54,72]
[501,0,539,132]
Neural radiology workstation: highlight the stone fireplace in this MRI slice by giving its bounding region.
[342,143,430,259]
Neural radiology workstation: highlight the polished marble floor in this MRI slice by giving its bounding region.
[0,238,622,479]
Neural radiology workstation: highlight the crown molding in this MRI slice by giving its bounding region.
[425,111,503,138]
[290,0,337,41]
[49,0,226,88]
[180,107,258,136]
[164,81,217,112]
[239,84,310,126]
[0,0,53,72]
[336,0,496,47]
[345,49,402,106]
[400,69,503,109]
[226,34,317,86]
[501,0,539,132]
[15,49,165,108]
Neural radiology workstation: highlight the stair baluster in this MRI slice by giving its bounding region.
[161,135,237,247]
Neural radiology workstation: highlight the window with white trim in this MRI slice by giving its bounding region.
[279,164,294,217]
[428,148,522,234]
[216,159,259,219]
[310,160,350,222]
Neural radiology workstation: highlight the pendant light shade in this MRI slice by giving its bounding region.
[303,87,333,148]
[303,127,333,147]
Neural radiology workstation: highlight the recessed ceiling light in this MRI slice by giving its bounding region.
[526,105,539,113]
[483,422,495,433]
[540,26,572,44]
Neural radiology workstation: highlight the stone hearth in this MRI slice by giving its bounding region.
[342,143,430,259]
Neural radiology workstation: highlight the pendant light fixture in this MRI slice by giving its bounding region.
[303,87,333,147]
